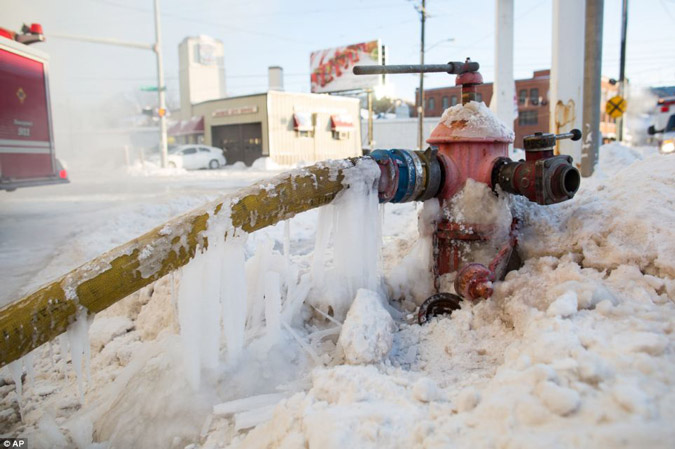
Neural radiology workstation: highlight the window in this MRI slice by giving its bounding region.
[182,147,197,155]
[451,95,458,106]
[476,93,483,103]
[199,147,210,152]
[442,96,449,109]
[330,114,353,140]
[293,112,314,137]
[530,88,539,106]
[332,130,350,140]
[667,114,675,133]
[519,89,527,104]
[428,97,435,111]
[518,110,538,126]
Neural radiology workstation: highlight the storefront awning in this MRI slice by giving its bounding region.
[330,114,353,131]
[293,112,313,131]
[168,116,204,136]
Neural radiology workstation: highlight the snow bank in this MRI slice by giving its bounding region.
[439,100,515,141]
[519,150,675,278]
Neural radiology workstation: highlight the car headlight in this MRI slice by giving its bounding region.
[661,139,675,154]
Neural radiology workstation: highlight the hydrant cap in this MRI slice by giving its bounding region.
[427,101,515,144]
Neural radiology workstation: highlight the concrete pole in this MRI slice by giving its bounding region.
[550,0,585,160]
[418,0,426,151]
[490,0,515,131]
[154,0,169,168]
[581,0,604,177]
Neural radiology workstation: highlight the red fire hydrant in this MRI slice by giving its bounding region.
[355,60,581,323]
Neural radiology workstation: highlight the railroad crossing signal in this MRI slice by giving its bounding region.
[606,95,627,119]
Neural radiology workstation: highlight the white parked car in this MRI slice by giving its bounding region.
[167,145,227,169]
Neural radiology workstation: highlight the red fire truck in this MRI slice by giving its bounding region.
[0,24,69,191]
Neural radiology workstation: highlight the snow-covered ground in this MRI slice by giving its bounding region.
[0,162,284,307]
[1,144,674,448]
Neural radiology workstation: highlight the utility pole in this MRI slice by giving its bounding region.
[417,0,426,151]
[154,0,169,168]
[581,0,604,177]
[617,0,628,142]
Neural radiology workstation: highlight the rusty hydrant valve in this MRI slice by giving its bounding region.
[492,129,582,205]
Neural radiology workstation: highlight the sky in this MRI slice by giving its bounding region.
[3,0,674,109]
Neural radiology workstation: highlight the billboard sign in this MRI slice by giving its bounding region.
[310,40,382,93]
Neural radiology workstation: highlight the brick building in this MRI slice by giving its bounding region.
[415,69,619,147]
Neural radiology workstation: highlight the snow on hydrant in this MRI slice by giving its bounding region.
[354,59,582,323]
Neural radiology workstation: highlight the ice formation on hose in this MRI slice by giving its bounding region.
[309,158,382,320]
[440,100,515,141]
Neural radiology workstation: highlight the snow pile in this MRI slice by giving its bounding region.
[519,150,675,278]
[337,289,395,365]
[227,147,674,448]
[595,142,658,179]
[439,100,515,142]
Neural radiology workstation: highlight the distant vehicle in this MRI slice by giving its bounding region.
[0,24,69,191]
[653,96,675,131]
[166,145,227,169]
[647,113,675,155]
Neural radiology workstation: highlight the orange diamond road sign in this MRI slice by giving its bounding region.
[606,95,627,119]
[158,108,166,117]
[16,87,26,104]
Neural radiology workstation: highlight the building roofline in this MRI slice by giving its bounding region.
[192,92,268,106]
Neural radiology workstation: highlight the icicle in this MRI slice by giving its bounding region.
[170,271,177,310]
[234,405,276,431]
[24,350,35,386]
[377,203,385,268]
[311,205,334,286]
[221,234,248,364]
[48,340,56,369]
[177,213,239,388]
[67,307,91,403]
[213,392,287,416]
[310,304,342,327]
[58,333,69,376]
[281,322,321,365]
[332,165,380,297]
[283,219,291,266]
[200,233,224,372]
[8,359,23,404]
[177,249,207,390]
[281,273,311,325]
[264,271,282,340]
[246,238,275,334]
